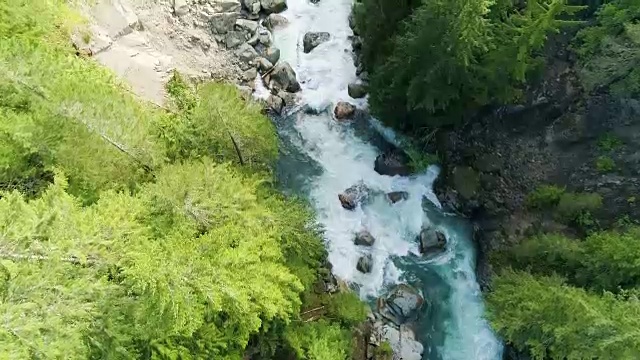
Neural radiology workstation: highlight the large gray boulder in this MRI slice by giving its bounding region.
[374,323,423,360]
[387,191,409,204]
[338,182,370,210]
[374,150,411,176]
[378,284,424,325]
[348,82,368,98]
[303,32,330,53]
[225,31,246,48]
[354,230,375,247]
[267,94,284,114]
[257,27,273,46]
[210,12,239,34]
[356,254,373,273]
[173,0,189,16]
[261,0,287,13]
[263,13,289,30]
[256,57,273,73]
[209,0,241,12]
[418,227,447,255]
[262,46,280,64]
[235,19,258,35]
[269,61,300,92]
[242,0,261,15]
[235,42,259,64]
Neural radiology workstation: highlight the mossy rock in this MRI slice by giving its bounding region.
[452,166,479,200]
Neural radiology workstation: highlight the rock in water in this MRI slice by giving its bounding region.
[261,0,287,13]
[334,101,356,120]
[262,46,280,64]
[418,227,447,255]
[348,82,368,98]
[242,0,261,15]
[256,57,273,73]
[303,32,330,53]
[263,13,289,30]
[338,182,369,210]
[173,0,189,16]
[387,191,409,204]
[266,94,284,114]
[374,150,411,176]
[269,61,300,92]
[357,254,373,273]
[379,284,424,325]
[354,230,375,246]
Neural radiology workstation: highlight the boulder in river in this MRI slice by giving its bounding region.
[356,254,373,273]
[266,94,284,114]
[334,101,356,120]
[262,46,281,65]
[263,13,289,30]
[348,82,368,98]
[261,0,287,13]
[303,32,330,53]
[256,57,273,73]
[374,150,411,176]
[418,227,447,255]
[354,230,375,247]
[338,182,369,210]
[268,61,300,92]
[378,284,424,325]
[387,191,409,204]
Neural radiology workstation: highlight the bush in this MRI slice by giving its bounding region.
[596,155,616,172]
[526,185,566,209]
[555,192,603,223]
[326,292,369,328]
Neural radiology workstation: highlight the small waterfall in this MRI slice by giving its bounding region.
[269,0,503,358]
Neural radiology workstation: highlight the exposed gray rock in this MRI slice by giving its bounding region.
[267,94,284,114]
[242,67,258,82]
[277,91,297,107]
[257,28,272,46]
[225,31,246,48]
[418,227,447,255]
[354,230,375,247]
[378,284,424,325]
[235,42,259,64]
[256,57,273,73]
[173,0,189,16]
[334,101,356,120]
[210,12,239,34]
[235,19,259,35]
[261,0,287,13]
[338,182,370,210]
[348,82,368,99]
[374,150,411,176]
[209,0,241,12]
[242,0,261,15]
[262,46,280,64]
[356,254,373,273]
[236,85,253,100]
[303,32,330,53]
[387,191,409,204]
[263,13,289,30]
[269,61,300,92]
[377,324,423,360]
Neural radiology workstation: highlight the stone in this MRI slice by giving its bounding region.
[209,0,241,12]
[310,0,320,3]
[277,91,297,106]
[236,85,253,100]
[338,182,370,210]
[267,94,284,114]
[354,230,375,246]
[418,227,447,255]
[452,166,479,199]
[261,0,287,13]
[256,57,273,73]
[263,13,289,30]
[303,32,330,53]
[224,31,246,48]
[374,150,411,176]
[269,61,300,92]
[242,0,261,15]
[334,101,356,120]
[257,28,273,46]
[262,46,280,64]
[387,191,409,204]
[235,19,259,35]
[379,284,424,325]
[210,12,239,34]
[242,67,258,82]
[356,254,373,273]
[475,153,503,173]
[379,324,423,360]
[173,0,189,16]
[348,82,368,99]
[235,43,260,64]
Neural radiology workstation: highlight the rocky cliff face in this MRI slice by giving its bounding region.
[431,33,640,289]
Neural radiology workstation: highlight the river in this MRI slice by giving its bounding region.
[267,0,504,358]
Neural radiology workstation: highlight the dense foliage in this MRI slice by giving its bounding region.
[0,0,365,358]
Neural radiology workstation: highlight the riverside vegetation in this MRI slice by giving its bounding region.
[354,0,640,358]
[0,0,368,359]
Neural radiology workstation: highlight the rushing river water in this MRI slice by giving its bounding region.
[267,0,504,358]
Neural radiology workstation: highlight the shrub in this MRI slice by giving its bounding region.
[598,133,623,151]
[555,192,602,223]
[596,155,616,172]
[526,185,566,209]
[326,292,369,328]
